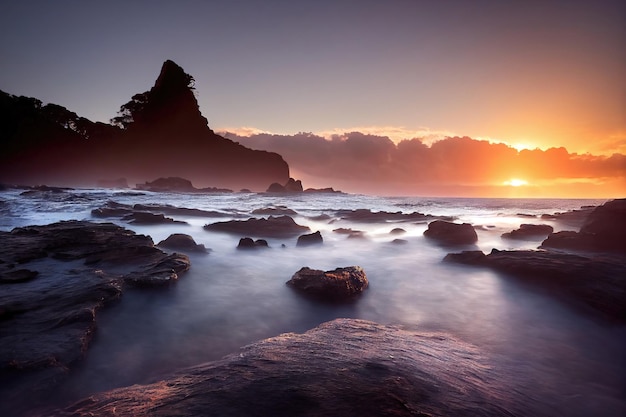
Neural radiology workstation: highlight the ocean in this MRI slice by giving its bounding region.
[1,188,624,416]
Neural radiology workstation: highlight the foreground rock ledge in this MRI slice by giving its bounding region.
[61,319,521,417]
[0,220,190,414]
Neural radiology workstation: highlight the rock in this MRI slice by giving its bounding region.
[157,234,208,253]
[135,177,232,193]
[204,215,310,238]
[252,206,297,215]
[444,249,626,323]
[287,266,368,301]
[59,318,524,417]
[335,209,448,223]
[303,187,343,194]
[0,221,190,414]
[92,201,229,219]
[237,237,269,250]
[123,211,187,225]
[501,224,553,240]
[391,238,408,245]
[296,231,323,247]
[540,206,595,228]
[424,220,478,245]
[390,227,406,235]
[541,199,626,253]
[266,177,303,193]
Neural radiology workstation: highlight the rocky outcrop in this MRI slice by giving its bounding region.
[204,216,310,238]
[296,231,323,247]
[252,206,297,215]
[335,209,448,223]
[91,201,229,222]
[266,177,303,193]
[157,234,208,253]
[123,211,187,225]
[444,249,626,323]
[59,318,523,417]
[541,199,626,253]
[501,224,553,240]
[424,220,478,245]
[0,61,289,190]
[0,221,190,415]
[287,266,368,301]
[135,177,232,193]
[237,237,269,250]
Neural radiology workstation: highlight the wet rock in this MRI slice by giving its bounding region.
[252,206,297,215]
[123,211,187,225]
[237,237,269,250]
[501,224,553,240]
[204,215,310,238]
[59,318,522,417]
[424,220,478,246]
[444,249,626,323]
[0,221,190,414]
[541,199,626,254]
[287,266,368,301]
[157,234,208,253]
[335,209,441,223]
[296,231,323,247]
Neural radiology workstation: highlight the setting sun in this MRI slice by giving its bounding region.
[504,178,528,187]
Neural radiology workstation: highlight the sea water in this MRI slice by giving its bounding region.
[0,189,624,416]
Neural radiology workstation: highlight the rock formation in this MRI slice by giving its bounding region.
[204,215,310,238]
[157,234,208,253]
[0,60,289,190]
[287,266,368,301]
[424,220,478,245]
[501,224,553,240]
[58,319,524,417]
[0,221,190,415]
[296,231,323,247]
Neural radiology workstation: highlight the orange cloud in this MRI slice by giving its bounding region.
[220,130,626,198]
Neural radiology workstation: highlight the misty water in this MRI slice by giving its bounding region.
[1,189,624,416]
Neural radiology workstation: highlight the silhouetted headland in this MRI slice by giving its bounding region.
[0,60,289,190]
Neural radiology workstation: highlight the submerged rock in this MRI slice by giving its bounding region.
[287,266,368,301]
[424,220,478,246]
[501,224,553,240]
[444,249,626,323]
[237,237,269,250]
[0,221,190,415]
[157,233,208,253]
[59,318,523,417]
[204,215,310,238]
[296,231,323,247]
[335,208,441,223]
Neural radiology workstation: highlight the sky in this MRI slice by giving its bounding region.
[1,1,625,197]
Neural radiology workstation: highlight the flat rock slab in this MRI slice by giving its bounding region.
[204,215,310,238]
[0,221,190,415]
[444,249,626,323]
[60,318,522,417]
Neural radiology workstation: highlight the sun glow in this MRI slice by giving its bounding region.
[504,178,528,187]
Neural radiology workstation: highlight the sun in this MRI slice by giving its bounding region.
[504,178,528,187]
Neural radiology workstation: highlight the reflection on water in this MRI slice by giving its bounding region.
[1,190,623,416]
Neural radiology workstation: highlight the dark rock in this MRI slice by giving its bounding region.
[390,227,406,235]
[123,211,187,225]
[157,234,208,253]
[237,237,269,250]
[444,249,626,323]
[59,318,524,417]
[296,231,323,247]
[133,203,230,218]
[391,238,408,245]
[335,208,445,223]
[252,206,297,215]
[287,266,368,301]
[424,220,478,245]
[135,177,233,193]
[266,177,303,193]
[540,206,595,228]
[0,221,190,414]
[204,216,310,238]
[541,199,626,254]
[501,224,554,240]
[303,187,343,194]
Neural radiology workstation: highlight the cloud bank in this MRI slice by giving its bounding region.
[221,130,625,198]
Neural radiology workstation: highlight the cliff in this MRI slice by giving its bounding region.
[0,60,289,190]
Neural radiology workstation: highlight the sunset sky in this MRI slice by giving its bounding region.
[1,1,624,197]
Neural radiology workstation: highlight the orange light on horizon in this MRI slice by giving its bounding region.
[503,178,528,187]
